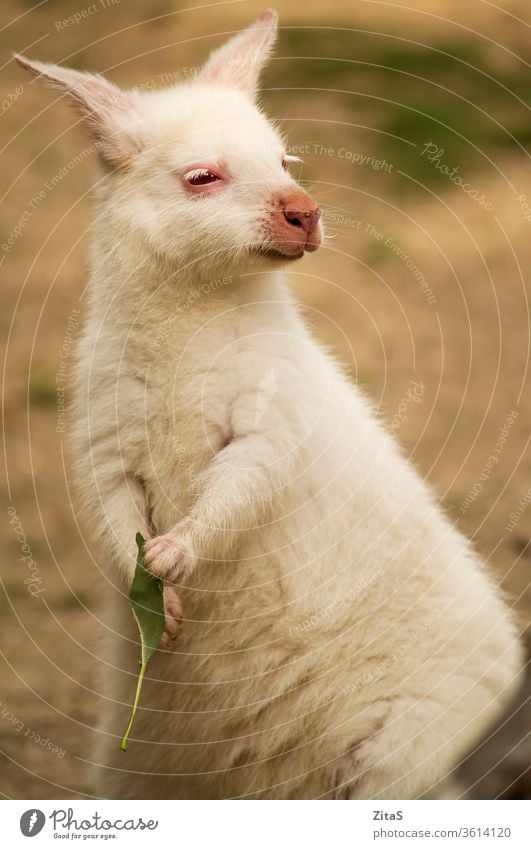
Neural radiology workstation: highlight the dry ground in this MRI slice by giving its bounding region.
[1,0,529,798]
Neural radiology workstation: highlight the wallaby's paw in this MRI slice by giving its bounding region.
[144,526,197,584]
[159,586,183,649]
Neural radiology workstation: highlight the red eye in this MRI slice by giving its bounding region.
[184,169,221,186]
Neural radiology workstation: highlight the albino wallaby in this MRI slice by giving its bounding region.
[17,10,523,800]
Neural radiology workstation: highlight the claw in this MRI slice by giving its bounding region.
[159,585,183,650]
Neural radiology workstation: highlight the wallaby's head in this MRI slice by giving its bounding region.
[16,11,322,278]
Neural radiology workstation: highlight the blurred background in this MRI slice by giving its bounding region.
[1,0,529,799]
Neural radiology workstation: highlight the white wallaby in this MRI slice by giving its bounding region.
[17,10,523,800]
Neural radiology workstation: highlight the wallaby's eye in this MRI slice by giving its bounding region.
[184,168,221,187]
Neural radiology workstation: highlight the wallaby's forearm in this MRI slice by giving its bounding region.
[89,473,148,586]
[90,470,182,644]
[185,431,290,555]
[144,430,295,579]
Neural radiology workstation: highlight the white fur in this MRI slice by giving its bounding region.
[18,11,523,799]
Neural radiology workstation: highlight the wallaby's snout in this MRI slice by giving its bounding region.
[271,188,321,257]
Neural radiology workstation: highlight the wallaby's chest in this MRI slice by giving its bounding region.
[144,310,302,441]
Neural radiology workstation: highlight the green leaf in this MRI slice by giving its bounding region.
[120,532,165,751]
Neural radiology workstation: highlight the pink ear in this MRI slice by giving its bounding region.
[197,10,278,95]
[14,54,143,168]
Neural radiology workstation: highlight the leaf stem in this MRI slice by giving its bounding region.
[120,661,147,752]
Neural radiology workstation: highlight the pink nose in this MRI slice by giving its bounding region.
[275,190,321,253]
[283,205,321,236]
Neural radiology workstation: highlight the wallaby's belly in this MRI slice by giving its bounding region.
[96,435,523,798]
